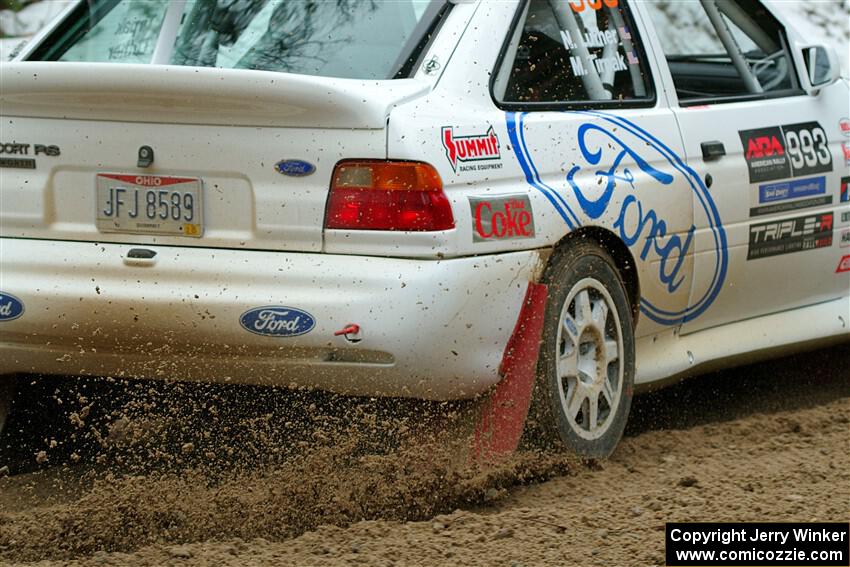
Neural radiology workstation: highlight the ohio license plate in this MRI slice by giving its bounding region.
[96,173,203,237]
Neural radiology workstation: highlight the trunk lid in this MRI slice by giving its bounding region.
[0,63,428,252]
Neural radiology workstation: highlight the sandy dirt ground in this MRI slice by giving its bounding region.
[0,344,848,566]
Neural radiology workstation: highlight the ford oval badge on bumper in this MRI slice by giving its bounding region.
[0,292,24,322]
[240,306,315,337]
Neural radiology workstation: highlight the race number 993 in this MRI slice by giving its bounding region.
[783,122,833,176]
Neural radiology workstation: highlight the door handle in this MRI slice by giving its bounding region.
[701,141,726,161]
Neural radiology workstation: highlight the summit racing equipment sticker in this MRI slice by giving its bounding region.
[507,111,727,326]
[469,195,535,242]
[442,126,502,173]
[748,212,833,260]
[837,255,850,273]
[739,122,832,183]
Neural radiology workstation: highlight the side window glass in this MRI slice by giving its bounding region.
[493,0,651,105]
[644,0,798,103]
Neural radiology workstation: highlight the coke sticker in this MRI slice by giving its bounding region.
[469,195,535,242]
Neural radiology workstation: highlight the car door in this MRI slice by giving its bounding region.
[639,0,846,334]
[486,0,722,337]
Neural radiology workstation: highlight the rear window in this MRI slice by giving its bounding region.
[28,0,443,80]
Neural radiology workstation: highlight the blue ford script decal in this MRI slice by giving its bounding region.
[275,159,316,177]
[240,306,315,337]
[0,292,24,322]
[507,110,728,326]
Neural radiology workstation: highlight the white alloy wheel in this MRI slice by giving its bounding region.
[526,241,635,458]
[555,278,624,441]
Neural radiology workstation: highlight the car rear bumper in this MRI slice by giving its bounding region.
[0,238,543,400]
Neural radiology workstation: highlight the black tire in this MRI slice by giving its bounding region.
[527,241,635,458]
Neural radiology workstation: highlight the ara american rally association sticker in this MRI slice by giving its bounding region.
[239,306,315,337]
[738,122,832,183]
[442,126,502,173]
[841,177,850,203]
[469,194,534,242]
[0,292,24,321]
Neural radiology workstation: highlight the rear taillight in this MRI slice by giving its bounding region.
[324,160,454,231]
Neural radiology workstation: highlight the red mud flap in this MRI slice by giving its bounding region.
[471,283,548,464]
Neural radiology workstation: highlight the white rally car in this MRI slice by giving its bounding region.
[1,0,848,458]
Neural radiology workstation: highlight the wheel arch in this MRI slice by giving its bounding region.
[546,226,640,326]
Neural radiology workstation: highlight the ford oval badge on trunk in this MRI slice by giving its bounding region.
[0,292,24,322]
[240,306,315,337]
[275,160,315,177]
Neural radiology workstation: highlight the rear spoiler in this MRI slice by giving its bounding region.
[0,62,429,129]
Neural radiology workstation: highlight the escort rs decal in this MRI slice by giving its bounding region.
[0,141,60,169]
[0,292,24,322]
[0,142,60,157]
[750,176,830,217]
[739,122,832,183]
[442,126,502,173]
[507,111,728,326]
[239,306,315,337]
[469,195,535,242]
[747,212,833,260]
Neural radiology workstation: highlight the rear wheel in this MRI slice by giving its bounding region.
[529,241,635,458]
